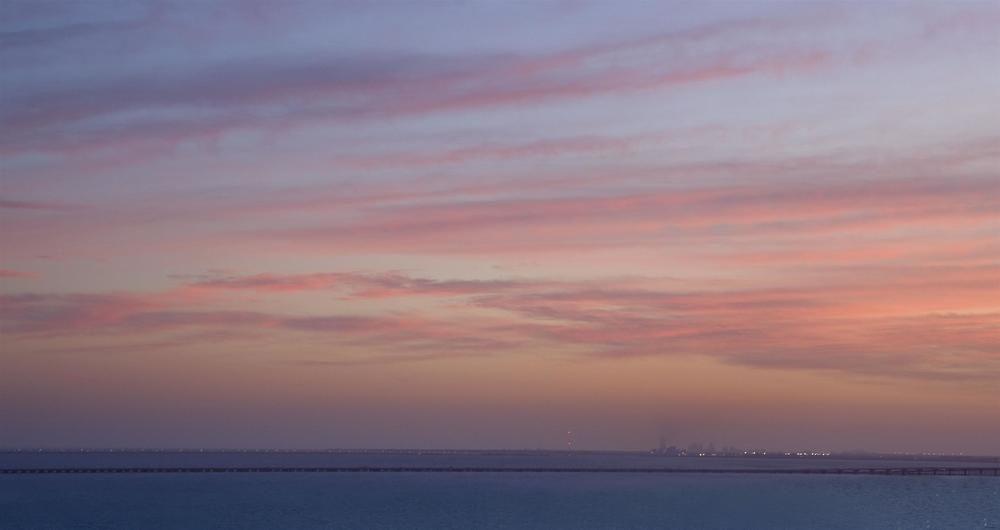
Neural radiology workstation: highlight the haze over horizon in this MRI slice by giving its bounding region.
[1,1,999,455]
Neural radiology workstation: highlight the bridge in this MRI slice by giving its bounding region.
[2,466,998,475]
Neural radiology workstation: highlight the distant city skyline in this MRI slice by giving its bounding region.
[1,1,998,455]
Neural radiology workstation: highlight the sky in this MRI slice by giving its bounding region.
[1,1,999,454]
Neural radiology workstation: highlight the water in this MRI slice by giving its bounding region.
[2,453,998,529]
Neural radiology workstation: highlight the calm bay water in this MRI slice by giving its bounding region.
[2,453,998,529]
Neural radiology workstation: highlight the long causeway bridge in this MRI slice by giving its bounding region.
[2,466,998,476]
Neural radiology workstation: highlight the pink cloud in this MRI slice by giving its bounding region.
[255,174,999,256]
[0,8,855,157]
[472,277,1000,381]
[0,269,38,279]
[2,139,995,273]
[333,133,654,170]
[7,263,997,381]
[0,286,521,364]
[7,3,990,162]
[186,271,531,299]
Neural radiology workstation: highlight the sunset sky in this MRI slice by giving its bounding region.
[1,1,998,454]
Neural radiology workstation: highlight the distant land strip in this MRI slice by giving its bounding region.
[2,467,999,476]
